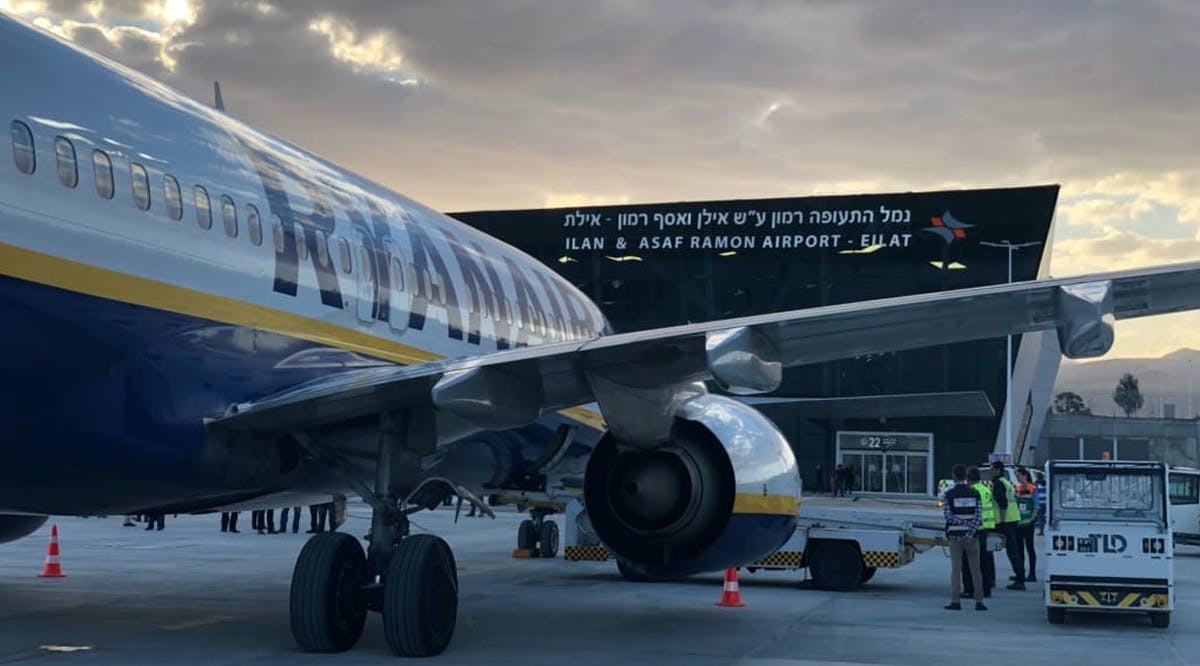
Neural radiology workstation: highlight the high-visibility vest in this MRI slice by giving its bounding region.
[996,477,1020,523]
[972,481,996,529]
[1015,482,1036,525]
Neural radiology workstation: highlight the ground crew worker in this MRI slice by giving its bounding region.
[1014,467,1037,581]
[991,461,1024,589]
[943,464,987,611]
[220,511,240,533]
[963,466,994,597]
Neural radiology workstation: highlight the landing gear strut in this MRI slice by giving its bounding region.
[289,412,461,657]
[518,507,559,558]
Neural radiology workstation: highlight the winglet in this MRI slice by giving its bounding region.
[213,81,225,112]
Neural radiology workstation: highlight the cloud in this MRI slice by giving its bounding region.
[8,0,1200,358]
[542,192,631,209]
[11,0,1200,212]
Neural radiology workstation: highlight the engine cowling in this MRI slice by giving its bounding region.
[583,394,799,578]
[0,514,47,544]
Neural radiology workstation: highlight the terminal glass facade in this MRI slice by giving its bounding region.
[452,185,1058,494]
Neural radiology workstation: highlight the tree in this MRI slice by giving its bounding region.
[1112,373,1144,418]
[1053,391,1091,415]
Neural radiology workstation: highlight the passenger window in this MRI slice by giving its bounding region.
[295,224,308,260]
[9,121,34,175]
[337,236,352,274]
[54,137,77,188]
[162,174,182,220]
[130,163,150,211]
[220,195,237,238]
[391,255,405,292]
[316,230,330,266]
[271,214,284,252]
[194,185,212,229]
[10,120,34,175]
[92,150,114,199]
[246,204,262,246]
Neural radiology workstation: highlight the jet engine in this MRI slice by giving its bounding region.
[583,394,799,579]
[0,514,47,544]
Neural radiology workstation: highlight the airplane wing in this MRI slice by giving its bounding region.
[212,261,1200,446]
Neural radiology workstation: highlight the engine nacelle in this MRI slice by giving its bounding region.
[0,514,47,544]
[583,394,799,578]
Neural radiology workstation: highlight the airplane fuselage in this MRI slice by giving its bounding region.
[0,15,606,515]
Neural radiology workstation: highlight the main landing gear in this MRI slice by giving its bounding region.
[517,507,559,558]
[289,412,474,657]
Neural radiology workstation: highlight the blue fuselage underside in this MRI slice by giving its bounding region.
[0,272,594,515]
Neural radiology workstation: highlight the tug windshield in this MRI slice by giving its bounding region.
[1052,470,1165,525]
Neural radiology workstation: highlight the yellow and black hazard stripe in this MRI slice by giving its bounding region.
[1048,588,1169,609]
[750,550,804,568]
[862,551,901,568]
[563,545,611,562]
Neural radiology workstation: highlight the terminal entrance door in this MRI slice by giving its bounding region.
[836,431,934,495]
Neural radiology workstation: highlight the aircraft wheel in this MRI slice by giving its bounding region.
[517,519,536,550]
[538,520,559,558]
[382,534,458,657]
[809,540,863,591]
[289,532,368,653]
[859,566,877,584]
[1151,611,1170,628]
[1047,607,1066,624]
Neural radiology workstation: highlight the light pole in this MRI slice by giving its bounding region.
[980,240,1043,459]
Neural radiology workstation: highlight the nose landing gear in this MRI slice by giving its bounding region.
[517,507,560,558]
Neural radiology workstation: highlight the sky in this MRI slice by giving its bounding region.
[4,0,1200,359]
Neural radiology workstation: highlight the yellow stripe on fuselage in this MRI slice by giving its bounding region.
[0,241,438,365]
[733,493,800,516]
[0,241,606,431]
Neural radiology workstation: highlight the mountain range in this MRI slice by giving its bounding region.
[1055,348,1200,419]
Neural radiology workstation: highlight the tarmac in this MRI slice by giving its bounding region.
[0,500,1198,665]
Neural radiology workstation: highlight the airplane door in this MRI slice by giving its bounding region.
[354,230,376,324]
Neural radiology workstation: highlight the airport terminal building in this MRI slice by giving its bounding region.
[452,185,1062,495]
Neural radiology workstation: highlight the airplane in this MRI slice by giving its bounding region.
[3,11,1200,658]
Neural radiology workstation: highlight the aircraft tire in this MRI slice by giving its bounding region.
[539,520,559,558]
[859,566,877,584]
[382,534,458,657]
[808,540,863,591]
[289,532,368,653]
[518,519,536,550]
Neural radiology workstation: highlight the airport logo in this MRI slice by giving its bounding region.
[921,211,974,245]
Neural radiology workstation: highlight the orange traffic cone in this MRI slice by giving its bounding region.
[715,567,744,607]
[38,523,65,578]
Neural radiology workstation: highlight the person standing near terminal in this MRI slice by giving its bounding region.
[1014,467,1038,581]
[991,461,1024,590]
[308,503,328,533]
[279,506,301,534]
[144,512,164,530]
[963,466,995,597]
[943,464,987,611]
